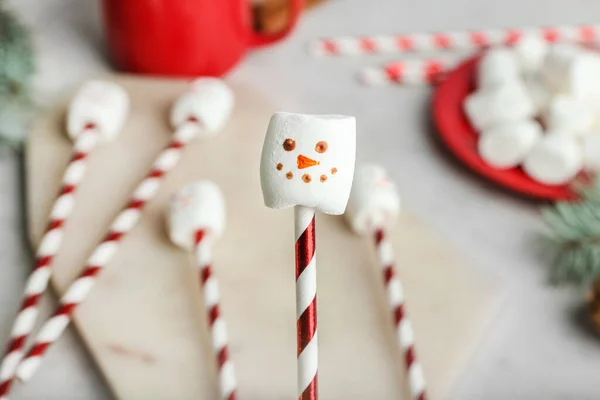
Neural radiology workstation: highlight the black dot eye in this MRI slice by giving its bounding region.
[315,141,328,153]
[283,138,296,151]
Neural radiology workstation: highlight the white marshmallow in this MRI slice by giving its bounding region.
[464,82,536,131]
[168,181,226,250]
[542,44,583,90]
[478,120,543,169]
[524,74,553,114]
[345,165,401,236]
[260,112,356,215]
[542,44,600,103]
[477,47,520,89]
[581,133,600,171]
[170,78,234,135]
[543,94,595,136]
[513,35,549,74]
[523,133,583,185]
[66,80,129,142]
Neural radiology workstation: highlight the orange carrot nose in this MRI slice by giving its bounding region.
[297,154,319,169]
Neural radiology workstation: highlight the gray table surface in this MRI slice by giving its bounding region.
[2,0,600,399]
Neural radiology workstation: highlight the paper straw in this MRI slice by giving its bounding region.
[359,57,462,86]
[194,230,237,400]
[0,123,99,399]
[15,120,202,382]
[295,206,318,400]
[375,229,426,400]
[310,24,600,56]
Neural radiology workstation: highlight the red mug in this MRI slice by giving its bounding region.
[101,0,304,77]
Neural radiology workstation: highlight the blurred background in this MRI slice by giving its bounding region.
[2,0,600,399]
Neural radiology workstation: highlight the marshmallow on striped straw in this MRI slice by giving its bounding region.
[260,112,356,400]
[0,80,129,399]
[345,165,426,400]
[309,24,600,56]
[168,181,236,400]
[14,78,234,383]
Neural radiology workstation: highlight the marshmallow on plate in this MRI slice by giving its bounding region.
[478,119,543,169]
[67,80,129,141]
[524,74,554,114]
[170,78,235,135]
[543,44,600,101]
[345,165,401,235]
[523,133,583,185]
[260,112,356,215]
[464,81,536,131]
[512,35,549,74]
[168,180,226,250]
[581,134,600,171]
[542,44,583,90]
[477,47,521,89]
[543,94,595,136]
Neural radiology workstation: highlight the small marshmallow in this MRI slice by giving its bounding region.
[523,133,583,185]
[66,80,129,142]
[345,165,401,235]
[168,181,226,250]
[260,112,356,215]
[524,74,553,114]
[543,44,600,102]
[513,35,549,74]
[543,94,595,137]
[542,44,583,91]
[170,78,234,135]
[478,120,543,169]
[464,82,536,131]
[477,47,521,89]
[581,134,600,171]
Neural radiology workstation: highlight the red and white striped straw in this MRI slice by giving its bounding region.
[375,228,426,400]
[310,24,600,56]
[294,206,318,400]
[14,119,202,382]
[359,57,461,86]
[0,123,99,399]
[194,229,237,400]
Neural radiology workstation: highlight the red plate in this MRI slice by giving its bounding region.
[432,56,578,201]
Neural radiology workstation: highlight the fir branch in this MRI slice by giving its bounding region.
[544,176,600,285]
[0,2,34,146]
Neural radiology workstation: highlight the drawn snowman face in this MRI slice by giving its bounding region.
[345,165,401,235]
[260,112,356,215]
[67,80,129,141]
[168,181,226,250]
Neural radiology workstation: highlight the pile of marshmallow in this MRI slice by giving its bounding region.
[465,37,600,185]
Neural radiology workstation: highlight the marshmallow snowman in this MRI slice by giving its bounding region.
[66,80,129,141]
[345,165,401,235]
[260,112,356,215]
[168,181,226,250]
[170,78,235,135]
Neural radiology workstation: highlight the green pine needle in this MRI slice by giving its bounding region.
[0,1,35,146]
[543,176,600,285]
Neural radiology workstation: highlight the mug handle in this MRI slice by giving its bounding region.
[249,0,305,47]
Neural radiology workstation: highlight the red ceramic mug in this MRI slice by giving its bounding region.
[101,0,304,77]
